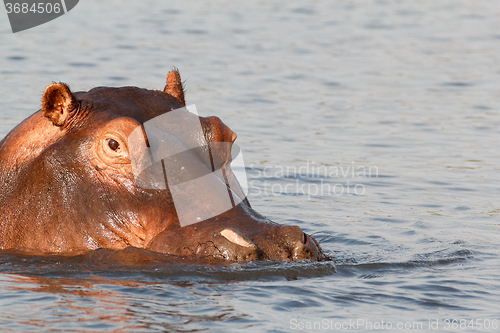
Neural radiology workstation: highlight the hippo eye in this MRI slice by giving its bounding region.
[108,139,119,151]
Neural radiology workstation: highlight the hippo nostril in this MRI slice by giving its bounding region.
[302,232,308,245]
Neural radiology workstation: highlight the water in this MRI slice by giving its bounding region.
[1,0,499,331]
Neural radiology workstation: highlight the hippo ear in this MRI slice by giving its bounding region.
[42,83,79,127]
[163,69,186,106]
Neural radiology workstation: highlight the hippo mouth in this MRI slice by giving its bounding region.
[146,203,328,262]
[197,227,325,262]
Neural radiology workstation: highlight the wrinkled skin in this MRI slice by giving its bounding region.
[0,70,326,261]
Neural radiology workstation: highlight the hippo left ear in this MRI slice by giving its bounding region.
[42,83,79,127]
[163,69,186,106]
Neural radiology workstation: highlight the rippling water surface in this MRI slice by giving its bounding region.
[1,0,499,332]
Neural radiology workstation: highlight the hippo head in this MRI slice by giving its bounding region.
[0,71,326,262]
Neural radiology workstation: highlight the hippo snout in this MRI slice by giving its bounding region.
[277,226,323,261]
[251,225,324,261]
[146,217,326,262]
[209,225,325,262]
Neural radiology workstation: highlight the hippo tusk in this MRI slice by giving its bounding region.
[220,229,255,248]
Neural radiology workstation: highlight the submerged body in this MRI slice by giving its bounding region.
[0,71,326,261]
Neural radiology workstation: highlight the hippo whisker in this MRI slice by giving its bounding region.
[318,235,336,244]
[309,230,331,237]
[322,251,335,261]
[309,231,336,244]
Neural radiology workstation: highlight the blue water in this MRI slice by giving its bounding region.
[1,0,499,332]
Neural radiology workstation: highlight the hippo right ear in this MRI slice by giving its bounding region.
[42,83,79,127]
[163,70,186,106]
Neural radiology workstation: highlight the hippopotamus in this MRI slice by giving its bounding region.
[0,70,326,262]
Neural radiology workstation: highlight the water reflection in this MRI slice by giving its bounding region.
[0,248,335,331]
[0,270,243,332]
